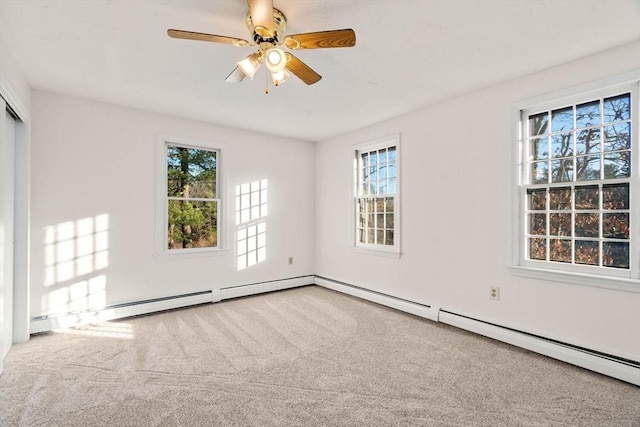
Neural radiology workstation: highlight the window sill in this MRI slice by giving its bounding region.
[509,266,640,293]
[154,248,230,258]
[351,246,402,259]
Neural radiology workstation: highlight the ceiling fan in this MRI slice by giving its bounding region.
[167,0,356,90]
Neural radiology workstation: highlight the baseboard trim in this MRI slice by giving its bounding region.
[314,276,440,321]
[315,276,640,386]
[30,275,314,334]
[30,291,213,334]
[219,275,314,300]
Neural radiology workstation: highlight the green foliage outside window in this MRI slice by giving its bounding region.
[166,145,218,249]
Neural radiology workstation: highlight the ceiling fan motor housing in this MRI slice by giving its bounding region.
[246,7,287,45]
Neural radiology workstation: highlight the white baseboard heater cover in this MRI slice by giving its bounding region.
[30,275,314,334]
[314,276,640,386]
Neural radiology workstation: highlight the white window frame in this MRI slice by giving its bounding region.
[509,71,640,292]
[155,135,226,255]
[352,134,401,257]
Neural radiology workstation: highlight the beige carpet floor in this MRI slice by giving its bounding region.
[1,285,639,426]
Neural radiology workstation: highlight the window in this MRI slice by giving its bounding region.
[513,77,638,289]
[354,135,400,254]
[164,142,220,251]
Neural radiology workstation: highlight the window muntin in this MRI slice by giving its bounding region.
[522,91,634,274]
[355,137,399,252]
[166,144,219,250]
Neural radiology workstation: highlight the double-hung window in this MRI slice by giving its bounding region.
[354,135,400,254]
[514,77,638,289]
[163,142,220,251]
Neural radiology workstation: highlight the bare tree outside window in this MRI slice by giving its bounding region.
[524,93,632,269]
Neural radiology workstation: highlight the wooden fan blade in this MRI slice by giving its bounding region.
[283,29,356,50]
[247,0,273,35]
[167,29,249,47]
[285,53,321,85]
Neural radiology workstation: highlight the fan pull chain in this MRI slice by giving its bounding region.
[265,68,269,95]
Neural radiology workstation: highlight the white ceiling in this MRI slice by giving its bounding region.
[1,0,639,141]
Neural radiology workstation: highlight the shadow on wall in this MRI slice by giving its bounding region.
[42,214,110,318]
[235,179,267,271]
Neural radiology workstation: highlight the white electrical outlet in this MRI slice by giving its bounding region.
[490,287,500,301]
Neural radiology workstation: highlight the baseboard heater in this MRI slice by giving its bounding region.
[314,275,640,386]
[30,275,314,334]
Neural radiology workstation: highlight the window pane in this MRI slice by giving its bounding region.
[551,159,573,182]
[522,91,632,273]
[551,133,573,158]
[603,242,629,269]
[576,101,600,128]
[361,176,369,196]
[385,230,394,245]
[604,123,631,151]
[550,213,571,236]
[378,179,389,194]
[529,238,546,260]
[575,186,598,210]
[531,161,549,184]
[549,187,571,210]
[368,166,377,190]
[529,112,549,136]
[166,146,216,199]
[549,239,572,263]
[603,151,630,179]
[388,176,397,194]
[386,213,394,229]
[575,128,600,155]
[528,189,547,210]
[603,213,629,239]
[385,197,394,213]
[167,200,217,249]
[602,183,629,210]
[531,137,548,160]
[367,199,374,214]
[575,240,599,266]
[552,107,573,133]
[356,142,398,250]
[379,148,387,164]
[388,146,397,161]
[369,152,378,167]
[575,155,600,181]
[603,94,630,122]
[575,213,599,238]
[529,213,546,235]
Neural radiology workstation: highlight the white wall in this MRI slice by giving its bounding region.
[30,90,315,319]
[315,41,640,362]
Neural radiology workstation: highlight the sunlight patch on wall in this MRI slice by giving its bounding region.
[46,275,106,316]
[41,214,109,316]
[236,180,268,271]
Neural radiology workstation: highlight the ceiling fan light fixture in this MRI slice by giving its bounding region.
[271,69,291,86]
[265,48,287,72]
[237,53,261,79]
